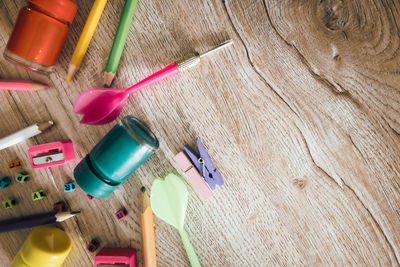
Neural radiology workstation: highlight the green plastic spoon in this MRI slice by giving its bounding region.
[150,173,201,267]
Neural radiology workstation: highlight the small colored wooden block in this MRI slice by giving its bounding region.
[63,182,76,192]
[15,172,29,183]
[8,160,21,170]
[0,177,11,188]
[87,194,95,200]
[87,239,99,252]
[115,208,128,221]
[32,190,45,201]
[53,201,65,212]
[3,199,17,208]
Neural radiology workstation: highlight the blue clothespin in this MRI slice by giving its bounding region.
[184,138,224,190]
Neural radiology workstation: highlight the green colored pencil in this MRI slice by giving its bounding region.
[104,0,138,86]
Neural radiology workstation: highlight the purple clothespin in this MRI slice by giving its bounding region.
[184,138,224,190]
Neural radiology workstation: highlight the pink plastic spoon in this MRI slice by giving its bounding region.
[73,40,233,125]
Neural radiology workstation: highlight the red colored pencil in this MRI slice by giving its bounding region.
[0,79,49,91]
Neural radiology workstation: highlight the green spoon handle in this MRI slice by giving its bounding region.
[179,228,201,267]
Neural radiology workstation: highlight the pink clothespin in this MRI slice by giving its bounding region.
[28,141,75,169]
[174,138,224,200]
[174,152,213,200]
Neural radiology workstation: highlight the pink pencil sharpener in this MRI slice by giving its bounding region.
[28,141,75,169]
[94,248,136,267]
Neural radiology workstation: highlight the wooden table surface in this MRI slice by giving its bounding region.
[1,0,400,266]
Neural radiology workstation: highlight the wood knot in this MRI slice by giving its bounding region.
[293,177,307,189]
[331,45,341,62]
[318,0,349,30]
[333,54,340,61]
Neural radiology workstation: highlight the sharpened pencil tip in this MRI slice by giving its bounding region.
[44,84,50,89]
[103,72,115,87]
[37,120,55,132]
[67,64,78,82]
[140,186,146,193]
[55,210,81,222]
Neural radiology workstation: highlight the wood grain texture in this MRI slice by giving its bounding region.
[0,0,399,266]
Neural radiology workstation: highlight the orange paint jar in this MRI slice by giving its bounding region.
[4,0,78,73]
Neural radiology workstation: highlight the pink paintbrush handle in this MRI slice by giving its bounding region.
[126,63,179,95]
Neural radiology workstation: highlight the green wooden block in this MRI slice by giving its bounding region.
[32,190,45,201]
[15,172,30,183]
[3,199,17,208]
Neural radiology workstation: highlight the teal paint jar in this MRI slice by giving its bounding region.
[74,116,159,198]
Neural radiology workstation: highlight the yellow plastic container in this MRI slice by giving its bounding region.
[10,226,72,267]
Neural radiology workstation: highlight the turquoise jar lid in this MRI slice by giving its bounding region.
[74,116,159,198]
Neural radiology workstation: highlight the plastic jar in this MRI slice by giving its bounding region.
[74,116,159,198]
[4,0,78,73]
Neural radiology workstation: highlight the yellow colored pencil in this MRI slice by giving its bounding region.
[67,0,107,82]
[141,186,157,267]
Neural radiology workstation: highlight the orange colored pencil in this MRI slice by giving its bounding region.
[0,79,49,91]
[141,186,157,267]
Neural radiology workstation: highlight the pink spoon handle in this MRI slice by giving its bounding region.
[126,63,179,95]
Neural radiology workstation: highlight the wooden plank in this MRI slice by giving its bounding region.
[0,0,399,266]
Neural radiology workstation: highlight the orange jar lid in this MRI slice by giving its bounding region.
[28,0,78,23]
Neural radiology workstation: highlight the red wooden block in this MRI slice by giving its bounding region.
[115,208,128,221]
[53,201,65,213]
[87,239,99,253]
